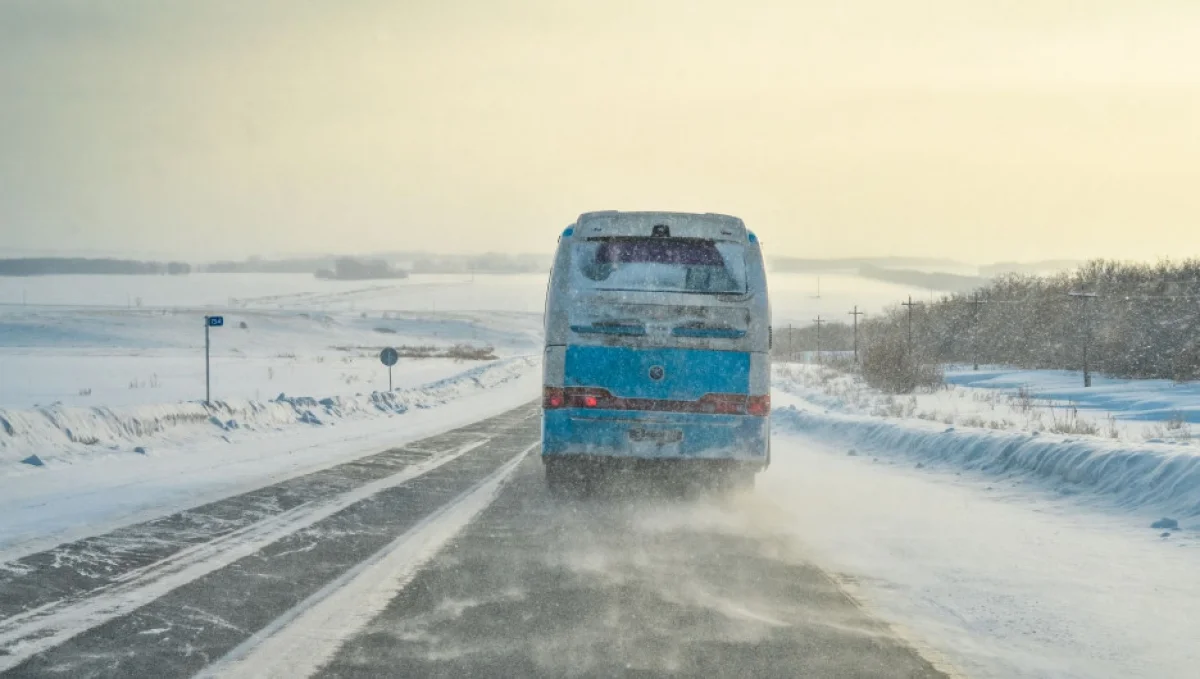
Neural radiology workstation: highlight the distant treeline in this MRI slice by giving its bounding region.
[410,252,552,274]
[858,259,1200,382]
[771,257,1087,282]
[315,258,408,281]
[978,260,1083,277]
[856,265,989,294]
[0,258,191,276]
[769,256,966,273]
[202,252,552,275]
[203,258,331,274]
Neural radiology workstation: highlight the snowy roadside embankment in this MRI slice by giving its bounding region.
[0,357,537,474]
[774,365,1200,519]
[774,406,1200,518]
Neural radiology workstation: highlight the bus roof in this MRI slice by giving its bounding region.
[573,211,747,242]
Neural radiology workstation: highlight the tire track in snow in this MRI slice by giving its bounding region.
[0,404,536,620]
[0,439,490,671]
[5,410,540,678]
[205,443,534,679]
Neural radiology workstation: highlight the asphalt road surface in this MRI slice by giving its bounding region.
[1,404,949,678]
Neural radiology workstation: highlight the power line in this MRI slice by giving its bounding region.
[812,315,825,364]
[966,292,987,371]
[848,306,865,363]
[901,295,917,351]
[1068,291,1097,387]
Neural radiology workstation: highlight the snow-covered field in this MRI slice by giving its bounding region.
[0,274,547,555]
[767,363,1200,678]
[0,269,928,413]
[7,270,1199,677]
[0,274,546,469]
[780,364,1200,443]
[0,274,546,409]
[766,270,944,326]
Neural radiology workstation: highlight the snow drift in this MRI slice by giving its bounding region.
[0,357,537,472]
[774,405,1200,518]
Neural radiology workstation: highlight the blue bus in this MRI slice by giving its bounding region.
[541,211,771,492]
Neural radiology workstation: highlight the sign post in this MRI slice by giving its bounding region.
[205,316,224,403]
[380,347,399,391]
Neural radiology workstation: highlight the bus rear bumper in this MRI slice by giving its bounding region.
[542,408,769,464]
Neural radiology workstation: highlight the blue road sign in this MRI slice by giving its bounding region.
[207,316,224,327]
[380,347,399,366]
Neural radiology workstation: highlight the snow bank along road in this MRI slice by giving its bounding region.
[0,404,947,679]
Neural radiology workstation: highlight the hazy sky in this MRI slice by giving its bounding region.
[3,0,1200,261]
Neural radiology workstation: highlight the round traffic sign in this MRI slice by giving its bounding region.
[380,347,399,366]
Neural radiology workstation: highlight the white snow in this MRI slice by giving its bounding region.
[0,360,539,560]
[766,271,948,326]
[7,270,1199,677]
[0,308,541,410]
[767,364,1200,678]
[946,367,1200,432]
[773,364,1200,517]
[0,356,537,473]
[0,274,545,559]
[758,431,1200,679]
[778,364,1200,445]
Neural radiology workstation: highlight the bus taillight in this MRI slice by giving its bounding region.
[747,394,770,417]
[544,387,566,409]
[697,393,746,415]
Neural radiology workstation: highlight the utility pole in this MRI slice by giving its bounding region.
[966,293,986,371]
[901,295,917,352]
[848,306,865,362]
[787,324,794,363]
[813,316,825,364]
[1069,291,1097,387]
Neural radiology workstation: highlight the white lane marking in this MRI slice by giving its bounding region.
[205,442,535,679]
[0,439,492,671]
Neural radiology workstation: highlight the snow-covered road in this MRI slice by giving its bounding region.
[761,429,1200,679]
[0,358,540,558]
[4,381,1198,677]
[0,405,948,679]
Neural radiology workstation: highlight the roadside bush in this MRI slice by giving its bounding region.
[1047,403,1100,436]
[445,344,497,361]
[861,332,944,394]
[821,355,861,375]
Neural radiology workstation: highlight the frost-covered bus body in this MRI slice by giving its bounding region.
[542,211,770,487]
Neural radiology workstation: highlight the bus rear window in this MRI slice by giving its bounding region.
[571,238,747,294]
